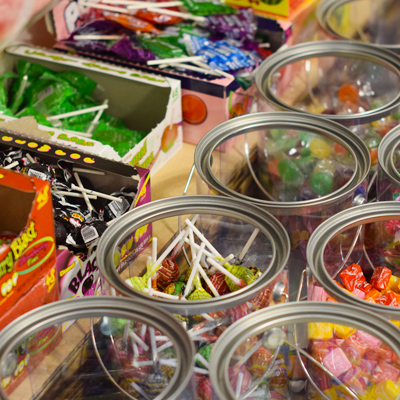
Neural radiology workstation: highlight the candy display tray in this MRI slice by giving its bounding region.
[1,44,183,175]
[0,128,151,306]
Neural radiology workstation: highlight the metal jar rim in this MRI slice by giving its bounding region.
[255,40,400,126]
[209,301,400,400]
[0,296,194,400]
[317,0,400,51]
[194,112,370,215]
[307,201,400,319]
[97,195,290,316]
[378,124,400,189]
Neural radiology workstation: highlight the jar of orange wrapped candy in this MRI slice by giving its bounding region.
[97,195,290,400]
[209,302,400,400]
[307,201,400,325]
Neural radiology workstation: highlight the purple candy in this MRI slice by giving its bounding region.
[110,37,156,62]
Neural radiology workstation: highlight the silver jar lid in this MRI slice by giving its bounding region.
[378,124,400,188]
[256,41,400,126]
[0,296,194,400]
[209,301,400,400]
[194,112,369,215]
[317,0,400,52]
[97,195,290,315]
[307,201,400,320]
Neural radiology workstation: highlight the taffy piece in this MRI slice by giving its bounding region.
[341,366,369,395]
[375,291,400,307]
[356,330,382,349]
[332,324,356,340]
[339,263,366,292]
[322,347,352,377]
[352,288,366,299]
[365,288,381,302]
[342,334,369,362]
[356,280,372,294]
[371,380,400,399]
[370,266,392,291]
[372,360,400,384]
[308,323,333,340]
[387,275,400,293]
[309,285,329,302]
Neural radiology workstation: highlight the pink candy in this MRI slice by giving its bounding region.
[372,360,400,384]
[356,330,381,349]
[309,285,328,301]
[322,347,352,377]
[351,288,366,299]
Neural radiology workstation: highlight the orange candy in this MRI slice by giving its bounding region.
[338,84,359,104]
[182,95,207,125]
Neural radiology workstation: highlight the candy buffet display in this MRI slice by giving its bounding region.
[307,202,400,322]
[0,297,195,398]
[97,195,290,398]
[209,302,400,399]
[255,41,400,176]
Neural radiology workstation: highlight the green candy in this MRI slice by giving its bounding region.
[197,344,214,368]
[278,159,303,184]
[109,318,131,336]
[127,276,146,291]
[188,288,212,301]
[57,71,97,96]
[164,281,185,296]
[224,264,255,292]
[311,172,334,196]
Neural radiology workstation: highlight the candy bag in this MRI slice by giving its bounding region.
[105,14,161,34]
[57,71,98,96]
[182,0,237,15]
[139,35,185,59]
[134,8,183,25]
[110,37,156,63]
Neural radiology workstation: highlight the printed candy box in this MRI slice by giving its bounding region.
[1,44,182,175]
[0,168,56,313]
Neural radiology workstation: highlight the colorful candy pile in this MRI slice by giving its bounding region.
[307,320,400,399]
[124,215,285,398]
[258,129,354,202]
[0,61,148,157]
[0,146,137,258]
[60,2,268,80]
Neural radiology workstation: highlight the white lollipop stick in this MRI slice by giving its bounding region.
[155,336,169,341]
[188,228,197,259]
[170,229,190,260]
[207,257,244,286]
[126,0,182,8]
[184,238,214,259]
[53,191,97,200]
[86,99,109,135]
[25,153,35,164]
[150,229,187,275]
[157,340,173,353]
[71,183,123,203]
[149,327,158,363]
[197,264,219,297]
[188,325,217,337]
[195,353,210,369]
[239,340,262,365]
[79,0,132,13]
[122,320,130,343]
[236,372,244,397]
[47,103,109,121]
[73,172,94,212]
[201,313,214,321]
[185,219,221,257]
[128,331,149,351]
[147,7,206,21]
[183,242,205,298]
[159,62,223,77]
[140,324,147,338]
[147,56,205,66]
[3,161,19,170]
[131,338,139,358]
[237,228,259,263]
[142,288,180,299]
[194,367,209,374]
[152,236,157,265]
[75,35,124,40]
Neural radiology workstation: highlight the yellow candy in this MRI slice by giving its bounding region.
[313,158,336,176]
[390,320,400,328]
[387,275,400,294]
[333,323,356,339]
[310,387,338,400]
[371,380,400,400]
[308,322,333,339]
[310,138,331,158]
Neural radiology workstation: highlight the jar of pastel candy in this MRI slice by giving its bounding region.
[377,125,400,201]
[0,297,195,399]
[255,41,400,184]
[317,0,400,53]
[97,195,290,399]
[194,111,369,298]
[209,301,400,399]
[307,201,400,324]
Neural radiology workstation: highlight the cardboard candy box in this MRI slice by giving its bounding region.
[0,168,56,312]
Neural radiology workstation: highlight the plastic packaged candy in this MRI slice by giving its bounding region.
[255,41,400,177]
[110,36,157,63]
[307,201,400,325]
[134,7,183,25]
[182,0,237,16]
[97,195,290,400]
[203,8,257,41]
[139,35,186,59]
[184,35,261,71]
[194,111,369,299]
[0,297,195,399]
[104,13,161,34]
[209,302,400,400]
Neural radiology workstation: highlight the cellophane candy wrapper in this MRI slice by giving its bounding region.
[184,34,261,71]
[203,8,257,41]
[182,0,237,16]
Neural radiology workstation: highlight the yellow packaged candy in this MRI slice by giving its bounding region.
[333,323,356,339]
[371,380,400,399]
[308,322,333,340]
[387,275,400,294]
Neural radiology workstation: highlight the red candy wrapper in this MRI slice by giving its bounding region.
[370,266,392,291]
[339,263,366,292]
